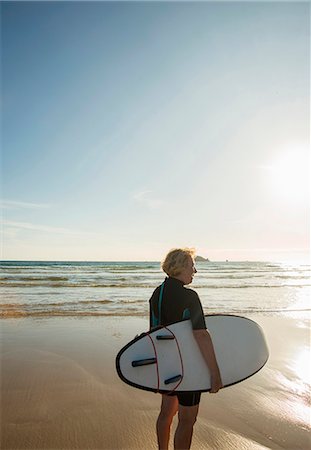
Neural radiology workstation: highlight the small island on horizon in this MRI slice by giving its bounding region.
[195,255,210,262]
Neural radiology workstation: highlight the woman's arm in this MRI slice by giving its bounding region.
[193,329,223,393]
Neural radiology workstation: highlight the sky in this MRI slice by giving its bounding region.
[1,1,310,262]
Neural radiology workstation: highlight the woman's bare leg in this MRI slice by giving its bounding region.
[174,404,199,450]
[156,394,178,450]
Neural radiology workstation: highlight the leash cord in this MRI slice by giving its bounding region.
[146,326,184,394]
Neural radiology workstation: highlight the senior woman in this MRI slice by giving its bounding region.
[149,248,222,450]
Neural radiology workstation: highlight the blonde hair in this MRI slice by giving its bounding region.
[161,248,196,277]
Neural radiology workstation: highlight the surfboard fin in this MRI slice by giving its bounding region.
[132,358,157,367]
[156,335,175,340]
[164,374,183,385]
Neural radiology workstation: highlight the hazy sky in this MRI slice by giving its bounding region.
[2,1,310,262]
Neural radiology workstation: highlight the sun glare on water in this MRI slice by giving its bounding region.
[293,347,311,387]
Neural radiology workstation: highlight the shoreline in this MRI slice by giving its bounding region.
[1,309,310,320]
[1,315,310,449]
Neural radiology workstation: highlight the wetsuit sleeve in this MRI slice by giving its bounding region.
[189,292,207,330]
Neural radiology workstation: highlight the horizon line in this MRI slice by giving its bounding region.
[1,259,309,264]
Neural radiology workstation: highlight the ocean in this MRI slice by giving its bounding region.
[1,260,310,319]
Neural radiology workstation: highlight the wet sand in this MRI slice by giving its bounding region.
[1,315,310,449]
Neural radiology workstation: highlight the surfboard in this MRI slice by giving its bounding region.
[116,314,269,393]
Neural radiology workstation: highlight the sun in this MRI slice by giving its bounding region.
[260,146,309,207]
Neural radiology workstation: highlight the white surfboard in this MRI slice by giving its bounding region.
[116,315,269,392]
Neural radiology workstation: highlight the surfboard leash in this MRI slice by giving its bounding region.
[162,326,184,394]
[145,326,185,394]
[145,332,160,392]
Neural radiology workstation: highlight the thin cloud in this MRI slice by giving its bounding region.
[132,190,164,210]
[0,200,51,210]
[2,220,102,237]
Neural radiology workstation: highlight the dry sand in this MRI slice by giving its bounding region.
[1,315,310,449]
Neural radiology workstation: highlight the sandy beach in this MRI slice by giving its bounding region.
[1,315,310,450]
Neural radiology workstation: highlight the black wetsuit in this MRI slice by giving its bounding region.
[149,277,206,406]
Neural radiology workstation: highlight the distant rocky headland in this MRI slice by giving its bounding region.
[195,255,210,262]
